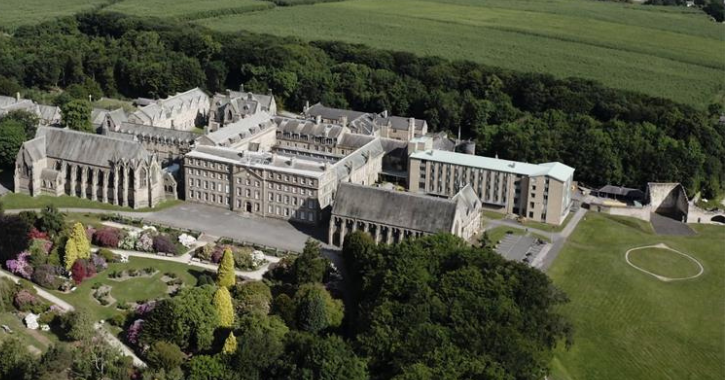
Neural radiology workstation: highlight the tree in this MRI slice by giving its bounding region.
[222,332,237,354]
[213,286,234,328]
[266,332,367,380]
[0,338,34,379]
[185,355,229,380]
[146,341,185,372]
[291,239,328,286]
[216,247,235,288]
[64,237,78,270]
[62,309,94,341]
[69,222,91,259]
[38,204,64,236]
[0,120,26,167]
[61,99,93,132]
[70,259,86,284]
[229,314,289,378]
[293,283,343,333]
[232,280,273,316]
[0,215,31,264]
[141,286,219,351]
[1,109,39,138]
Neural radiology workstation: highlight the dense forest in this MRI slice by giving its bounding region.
[0,12,722,198]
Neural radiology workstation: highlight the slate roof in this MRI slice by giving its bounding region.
[595,185,644,199]
[410,150,575,182]
[33,127,149,167]
[332,138,384,179]
[116,122,197,142]
[202,112,274,146]
[274,117,344,140]
[213,91,275,115]
[187,146,327,177]
[131,88,208,124]
[332,182,458,233]
[305,103,426,135]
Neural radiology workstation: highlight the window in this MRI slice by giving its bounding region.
[217,183,222,192]
[292,197,297,206]
[189,178,193,186]
[300,178,306,185]
[530,202,535,208]
[245,189,251,197]
[269,193,274,201]
[255,181,260,187]
[246,179,250,186]
[276,207,281,215]
[300,211,306,220]
[276,194,281,202]
[528,211,534,218]
[284,208,289,217]
[284,195,289,204]
[255,203,260,212]
[204,181,208,189]
[268,205,273,213]
[204,193,209,201]
[300,189,306,196]
[254,191,259,200]
[225,185,229,193]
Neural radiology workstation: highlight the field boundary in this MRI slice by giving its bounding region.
[624,243,703,282]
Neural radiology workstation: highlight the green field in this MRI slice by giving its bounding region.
[105,0,274,20]
[548,213,725,379]
[0,0,107,31]
[627,247,702,279]
[195,0,725,107]
[54,257,200,321]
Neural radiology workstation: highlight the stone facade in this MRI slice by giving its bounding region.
[303,103,427,142]
[15,128,170,209]
[328,182,481,247]
[0,94,61,126]
[408,149,574,225]
[128,88,209,131]
[208,89,276,132]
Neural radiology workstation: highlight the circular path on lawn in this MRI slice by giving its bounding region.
[624,243,703,282]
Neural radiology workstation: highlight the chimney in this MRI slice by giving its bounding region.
[15,92,20,101]
[382,110,388,118]
[267,88,273,95]
[239,84,245,92]
[316,115,322,125]
[303,101,310,114]
[226,89,232,100]
[341,115,348,128]
[407,117,415,140]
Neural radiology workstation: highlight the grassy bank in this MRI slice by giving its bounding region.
[548,213,725,379]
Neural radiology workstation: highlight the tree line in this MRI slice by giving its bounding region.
[0,12,722,197]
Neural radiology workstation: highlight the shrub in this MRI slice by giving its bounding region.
[153,235,176,254]
[97,248,115,262]
[146,341,184,371]
[71,259,96,285]
[6,251,33,279]
[91,254,107,271]
[194,245,212,261]
[13,288,47,314]
[85,226,95,242]
[108,313,127,327]
[126,319,143,345]
[27,228,48,240]
[143,267,155,275]
[197,274,214,286]
[93,227,121,248]
[38,311,59,325]
[29,238,52,256]
[135,234,153,252]
[31,264,62,289]
[128,269,139,277]
[233,250,254,270]
[62,309,93,341]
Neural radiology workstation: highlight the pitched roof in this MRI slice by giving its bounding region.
[34,127,149,167]
[116,122,197,142]
[332,183,457,233]
[274,117,344,140]
[187,145,327,178]
[410,150,575,182]
[202,112,274,146]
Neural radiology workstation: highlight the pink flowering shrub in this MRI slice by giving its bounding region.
[127,319,144,345]
[85,226,96,241]
[29,239,52,256]
[91,254,107,271]
[28,228,49,240]
[14,288,47,313]
[152,235,175,254]
[7,251,33,279]
[135,301,156,316]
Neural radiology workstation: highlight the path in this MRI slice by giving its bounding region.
[0,269,146,367]
[94,322,146,368]
[485,207,587,272]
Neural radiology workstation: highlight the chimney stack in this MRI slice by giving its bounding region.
[341,115,348,128]
[407,117,415,140]
[303,101,310,114]
[239,84,245,92]
[382,110,388,118]
[316,115,322,125]
[15,92,20,101]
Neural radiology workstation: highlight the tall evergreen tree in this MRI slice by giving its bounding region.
[69,223,90,259]
[222,332,237,355]
[216,248,235,288]
[213,286,234,328]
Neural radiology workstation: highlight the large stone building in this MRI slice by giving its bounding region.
[304,103,428,141]
[15,128,170,209]
[183,136,384,224]
[408,149,574,225]
[128,88,209,131]
[0,94,61,126]
[208,89,276,132]
[328,182,481,247]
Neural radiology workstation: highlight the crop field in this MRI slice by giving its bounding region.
[195,0,725,107]
[547,213,725,379]
[104,0,275,21]
[0,0,107,31]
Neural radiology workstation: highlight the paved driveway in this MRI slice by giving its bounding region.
[142,203,314,252]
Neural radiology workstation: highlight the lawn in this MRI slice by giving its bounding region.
[627,247,701,279]
[521,211,575,233]
[195,0,725,107]
[547,213,725,379]
[0,193,182,212]
[481,209,505,220]
[53,257,201,321]
[0,312,59,354]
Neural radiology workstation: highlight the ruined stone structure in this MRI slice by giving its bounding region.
[646,182,689,222]
[329,182,481,247]
[14,128,170,209]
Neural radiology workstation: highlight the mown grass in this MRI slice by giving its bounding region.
[627,247,701,279]
[53,256,200,321]
[547,213,725,379]
[0,193,182,212]
[0,312,59,354]
[196,0,725,107]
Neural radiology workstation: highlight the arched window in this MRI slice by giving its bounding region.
[140,168,148,188]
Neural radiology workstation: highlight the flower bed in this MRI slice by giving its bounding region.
[94,221,198,256]
[193,241,268,271]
